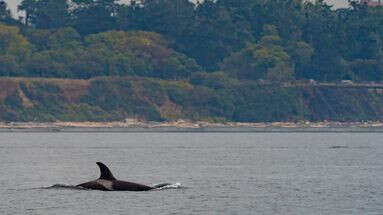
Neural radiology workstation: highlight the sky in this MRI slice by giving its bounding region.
[4,0,350,18]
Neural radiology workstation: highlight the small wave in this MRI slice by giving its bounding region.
[329,146,349,149]
[153,182,184,190]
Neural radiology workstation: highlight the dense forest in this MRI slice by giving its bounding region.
[0,0,383,122]
[0,0,382,81]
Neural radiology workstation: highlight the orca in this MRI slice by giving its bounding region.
[76,162,171,191]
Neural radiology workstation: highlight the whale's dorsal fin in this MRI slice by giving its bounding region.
[96,162,116,180]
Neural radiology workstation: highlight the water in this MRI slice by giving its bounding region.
[1,132,382,214]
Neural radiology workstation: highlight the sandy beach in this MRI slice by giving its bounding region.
[1,119,383,132]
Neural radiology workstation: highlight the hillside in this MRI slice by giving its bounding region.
[1,0,383,123]
[1,77,383,122]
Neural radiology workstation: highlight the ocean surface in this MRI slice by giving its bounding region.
[1,132,382,214]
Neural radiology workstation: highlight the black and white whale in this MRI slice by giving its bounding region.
[77,162,171,191]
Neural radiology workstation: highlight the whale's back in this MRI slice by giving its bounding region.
[77,180,111,191]
[112,180,153,191]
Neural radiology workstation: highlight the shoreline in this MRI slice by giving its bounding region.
[1,120,383,132]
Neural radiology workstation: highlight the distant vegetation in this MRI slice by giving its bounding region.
[0,0,382,82]
[0,0,383,122]
[1,77,383,122]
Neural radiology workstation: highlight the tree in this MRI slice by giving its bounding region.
[347,59,382,81]
[83,30,201,79]
[178,0,253,71]
[301,1,346,80]
[266,62,295,83]
[248,0,305,40]
[116,3,143,31]
[23,49,80,78]
[221,25,293,80]
[22,28,83,78]
[0,24,31,59]
[47,27,82,50]
[71,0,120,35]
[18,0,70,28]
[0,24,32,76]
[117,0,200,73]
[18,0,36,26]
[23,28,53,51]
[0,1,16,25]
[0,55,21,76]
[286,41,314,79]
[118,0,195,35]
[0,1,9,18]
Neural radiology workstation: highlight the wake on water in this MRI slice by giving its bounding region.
[39,184,87,190]
[152,182,183,190]
[39,183,184,191]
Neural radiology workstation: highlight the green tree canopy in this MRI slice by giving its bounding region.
[18,0,70,28]
[84,30,201,79]
[221,25,293,80]
[0,24,31,75]
[71,0,119,35]
[0,0,382,82]
[0,24,31,58]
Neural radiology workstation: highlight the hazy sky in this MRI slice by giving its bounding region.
[4,0,350,18]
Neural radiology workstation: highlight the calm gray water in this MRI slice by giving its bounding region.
[0,132,382,214]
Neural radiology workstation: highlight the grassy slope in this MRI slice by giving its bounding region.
[0,77,382,122]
